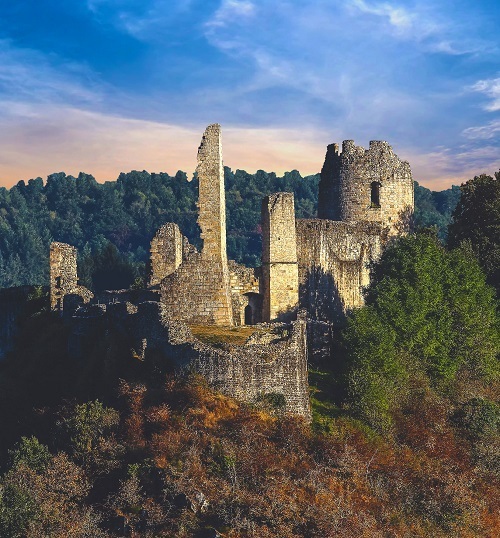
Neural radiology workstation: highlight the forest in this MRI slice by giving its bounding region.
[0,167,460,291]
[0,170,498,537]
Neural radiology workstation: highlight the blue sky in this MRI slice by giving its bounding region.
[0,0,499,189]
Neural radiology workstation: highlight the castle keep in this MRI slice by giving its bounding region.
[48,125,414,418]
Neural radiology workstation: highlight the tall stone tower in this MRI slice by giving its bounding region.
[261,193,299,322]
[160,124,234,326]
[318,140,414,236]
[197,124,228,264]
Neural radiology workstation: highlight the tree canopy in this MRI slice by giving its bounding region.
[448,171,500,294]
[344,232,499,431]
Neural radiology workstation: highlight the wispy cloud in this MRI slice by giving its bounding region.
[347,0,486,55]
[470,77,500,112]
[87,0,198,40]
[0,40,102,105]
[462,120,500,140]
[349,0,414,32]
[205,0,256,29]
[406,143,500,189]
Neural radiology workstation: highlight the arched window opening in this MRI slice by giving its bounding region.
[371,182,381,208]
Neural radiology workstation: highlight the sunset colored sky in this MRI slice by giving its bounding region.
[0,1,499,190]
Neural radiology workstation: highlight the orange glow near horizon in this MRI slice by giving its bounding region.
[0,107,495,192]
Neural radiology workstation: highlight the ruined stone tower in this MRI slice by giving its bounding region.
[159,124,233,325]
[318,140,414,236]
[50,242,93,311]
[261,193,299,322]
[50,242,78,311]
[197,124,228,265]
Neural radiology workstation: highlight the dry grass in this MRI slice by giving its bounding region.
[189,325,266,346]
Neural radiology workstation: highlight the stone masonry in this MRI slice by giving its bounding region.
[149,223,183,286]
[295,219,384,321]
[318,140,414,236]
[160,124,233,325]
[66,300,311,417]
[261,193,299,322]
[50,242,93,311]
[197,123,228,265]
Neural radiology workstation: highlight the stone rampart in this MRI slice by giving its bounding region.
[67,301,311,417]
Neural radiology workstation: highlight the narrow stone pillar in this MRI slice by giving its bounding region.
[193,123,233,325]
[197,123,228,265]
[261,193,299,321]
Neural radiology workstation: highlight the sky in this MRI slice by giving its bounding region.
[0,0,499,190]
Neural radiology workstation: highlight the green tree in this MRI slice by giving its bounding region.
[448,172,500,293]
[8,437,50,474]
[344,233,499,430]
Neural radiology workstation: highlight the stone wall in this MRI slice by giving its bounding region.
[160,255,234,325]
[295,219,385,321]
[149,223,184,286]
[318,140,414,236]
[50,242,93,311]
[261,193,299,322]
[67,301,310,417]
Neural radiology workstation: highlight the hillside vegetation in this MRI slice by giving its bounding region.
[0,171,498,536]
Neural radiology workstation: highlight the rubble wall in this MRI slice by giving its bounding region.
[50,242,93,311]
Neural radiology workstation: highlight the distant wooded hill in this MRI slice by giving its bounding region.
[0,168,460,289]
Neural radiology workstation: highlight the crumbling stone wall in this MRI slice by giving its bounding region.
[261,193,299,322]
[295,219,384,321]
[149,223,184,286]
[160,124,233,325]
[190,314,310,417]
[161,254,235,325]
[318,140,414,236]
[228,260,260,325]
[50,242,93,311]
[67,300,310,417]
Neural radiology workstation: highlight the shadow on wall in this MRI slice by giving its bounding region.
[300,266,344,323]
[272,305,299,324]
[394,207,414,236]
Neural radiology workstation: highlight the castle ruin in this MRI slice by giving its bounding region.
[49,125,414,418]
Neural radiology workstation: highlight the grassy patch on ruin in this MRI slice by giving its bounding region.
[189,325,268,346]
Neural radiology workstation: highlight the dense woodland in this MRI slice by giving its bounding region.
[0,167,460,290]
[0,170,498,536]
